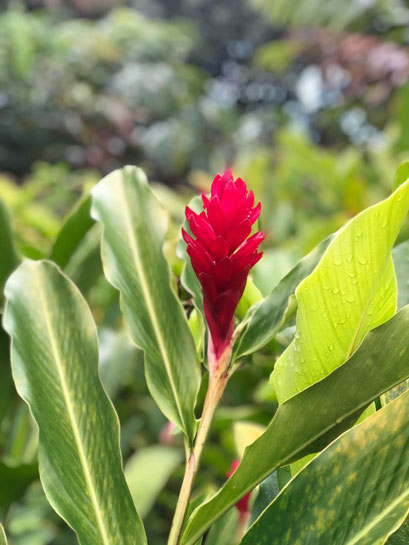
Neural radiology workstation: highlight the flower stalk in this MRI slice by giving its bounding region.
[169,170,264,544]
[167,346,232,545]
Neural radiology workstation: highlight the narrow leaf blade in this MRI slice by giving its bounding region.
[3,260,146,545]
[91,166,200,442]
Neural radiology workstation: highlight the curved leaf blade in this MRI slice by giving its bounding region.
[242,390,409,545]
[3,260,146,545]
[181,307,409,545]
[91,167,200,442]
[272,179,409,403]
[50,194,94,269]
[233,236,331,360]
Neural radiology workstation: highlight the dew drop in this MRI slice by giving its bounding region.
[332,288,340,295]
[328,344,334,351]
[345,296,355,303]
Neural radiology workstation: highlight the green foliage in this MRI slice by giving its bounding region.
[181,306,409,544]
[3,261,146,545]
[242,390,409,545]
[91,166,200,443]
[272,179,409,403]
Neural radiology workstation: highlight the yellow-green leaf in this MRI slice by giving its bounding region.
[272,179,409,403]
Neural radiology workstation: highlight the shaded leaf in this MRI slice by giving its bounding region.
[3,260,146,545]
[50,194,94,269]
[0,198,19,306]
[91,166,200,442]
[181,306,409,545]
[242,390,409,545]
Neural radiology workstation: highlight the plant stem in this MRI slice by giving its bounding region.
[167,348,231,545]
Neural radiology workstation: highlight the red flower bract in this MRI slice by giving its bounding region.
[182,170,264,361]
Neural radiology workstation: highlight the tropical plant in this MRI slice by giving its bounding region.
[1,162,409,545]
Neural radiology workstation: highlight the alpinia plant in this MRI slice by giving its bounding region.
[2,163,409,545]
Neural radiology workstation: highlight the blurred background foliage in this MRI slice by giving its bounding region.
[1,0,409,543]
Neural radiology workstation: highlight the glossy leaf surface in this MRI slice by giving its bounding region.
[242,390,409,545]
[3,260,146,545]
[92,166,200,442]
[272,179,409,403]
[181,307,409,545]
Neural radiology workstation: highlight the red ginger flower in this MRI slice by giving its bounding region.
[182,170,264,363]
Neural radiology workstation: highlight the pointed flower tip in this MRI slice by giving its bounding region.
[183,171,263,361]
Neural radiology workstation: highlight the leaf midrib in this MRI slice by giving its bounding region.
[346,256,392,359]
[119,179,186,431]
[37,273,110,545]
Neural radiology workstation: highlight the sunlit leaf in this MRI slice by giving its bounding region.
[272,179,409,403]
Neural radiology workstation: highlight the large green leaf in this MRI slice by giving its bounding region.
[3,260,146,545]
[0,198,19,305]
[272,179,409,403]
[233,236,331,360]
[181,306,409,545]
[242,390,409,545]
[91,166,200,442]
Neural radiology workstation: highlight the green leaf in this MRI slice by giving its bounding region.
[392,241,409,310]
[181,306,409,545]
[272,179,409,403]
[0,461,37,514]
[0,198,19,305]
[0,523,7,545]
[125,446,182,518]
[50,194,94,269]
[241,390,409,545]
[91,166,200,442]
[3,260,146,545]
[233,236,331,360]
